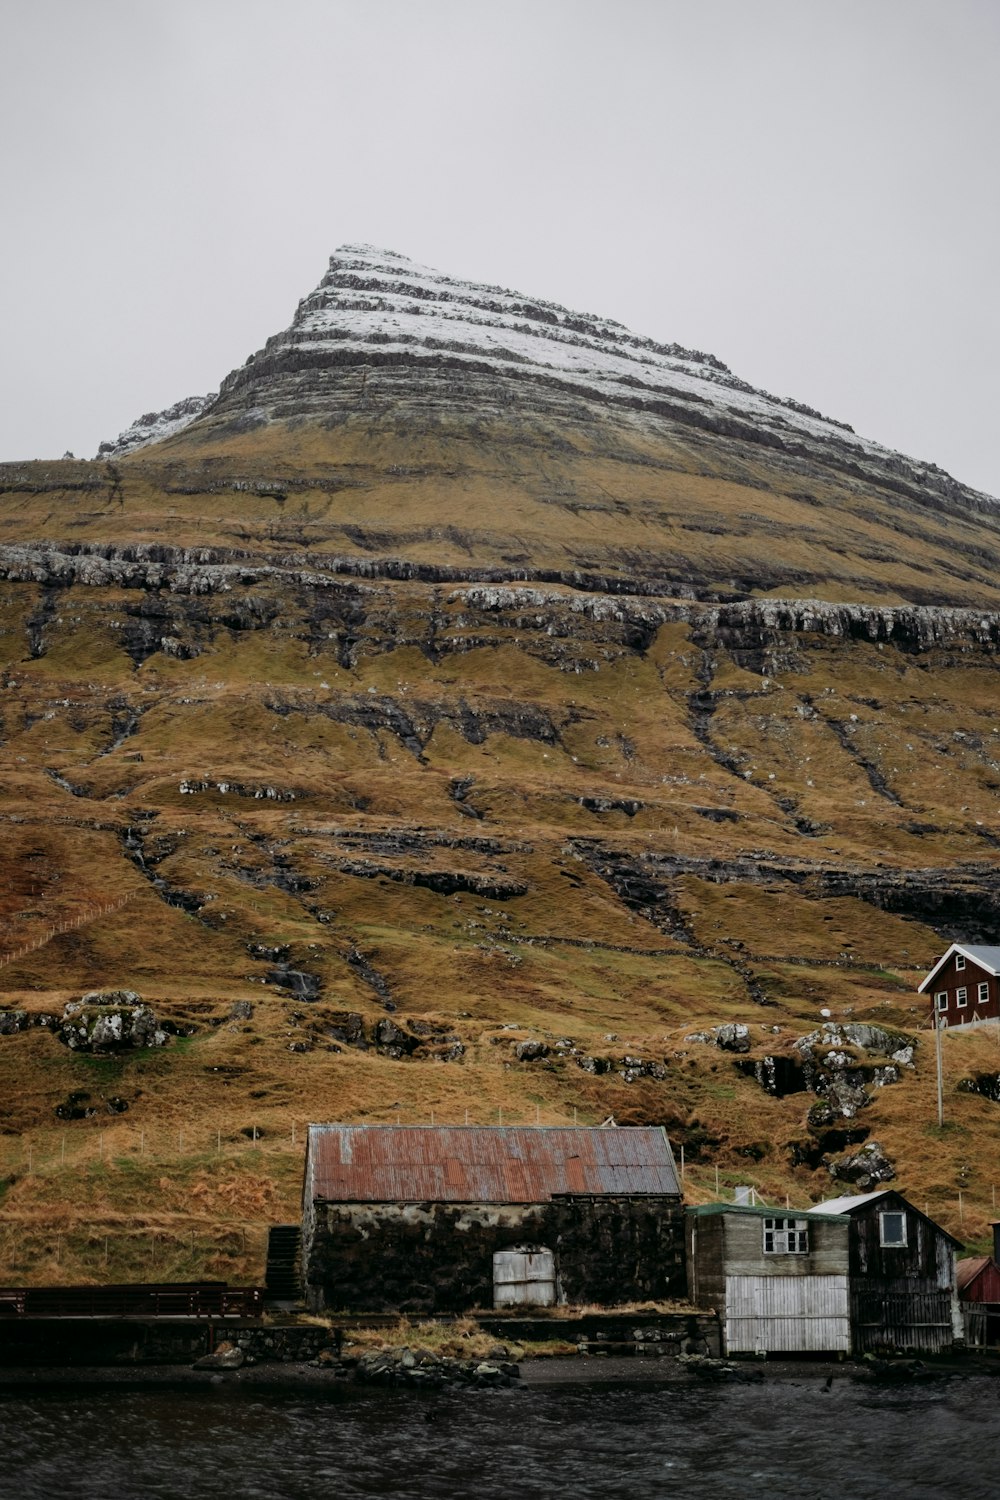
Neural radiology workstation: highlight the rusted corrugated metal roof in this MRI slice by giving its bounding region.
[957,1255,991,1294]
[305,1124,680,1203]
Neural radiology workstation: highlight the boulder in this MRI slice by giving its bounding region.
[58,997,168,1052]
[829,1139,895,1189]
[715,1023,751,1053]
[514,1039,548,1061]
[194,1341,245,1370]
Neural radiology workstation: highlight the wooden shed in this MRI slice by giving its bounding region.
[686,1203,851,1355]
[820,1189,963,1353]
[301,1123,685,1314]
[957,1222,1000,1346]
[918,943,1000,1030]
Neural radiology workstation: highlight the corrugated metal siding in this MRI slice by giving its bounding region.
[305,1125,680,1203]
[725,1274,850,1353]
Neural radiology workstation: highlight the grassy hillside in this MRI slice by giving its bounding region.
[2,411,1000,1286]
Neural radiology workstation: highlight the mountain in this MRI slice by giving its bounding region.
[1,246,1000,1288]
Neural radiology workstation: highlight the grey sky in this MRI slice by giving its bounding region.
[2,0,997,496]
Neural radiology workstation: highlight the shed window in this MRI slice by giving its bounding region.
[956,987,968,1008]
[935,992,947,1011]
[880,1211,907,1247]
[979,983,990,1004]
[763,1217,809,1254]
[956,954,966,970]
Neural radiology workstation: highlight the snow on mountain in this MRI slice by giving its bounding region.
[98,246,994,510]
[96,393,216,460]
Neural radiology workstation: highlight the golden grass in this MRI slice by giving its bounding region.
[4,437,1000,1280]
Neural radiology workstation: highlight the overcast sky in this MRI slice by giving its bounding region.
[2,0,997,496]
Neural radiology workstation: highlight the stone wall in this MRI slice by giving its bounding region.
[304,1196,686,1313]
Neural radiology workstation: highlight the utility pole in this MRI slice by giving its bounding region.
[935,1015,944,1128]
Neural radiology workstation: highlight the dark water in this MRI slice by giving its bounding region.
[1,1377,996,1499]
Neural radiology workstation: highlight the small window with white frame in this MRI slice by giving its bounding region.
[935,992,948,1011]
[879,1210,907,1247]
[980,982,990,1004]
[763,1217,809,1254]
[956,953,966,970]
[956,987,968,1008]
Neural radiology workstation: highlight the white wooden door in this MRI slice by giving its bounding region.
[493,1248,556,1307]
[725,1274,850,1353]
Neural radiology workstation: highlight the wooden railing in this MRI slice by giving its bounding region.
[0,1282,263,1318]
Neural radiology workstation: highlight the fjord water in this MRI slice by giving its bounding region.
[1,1378,995,1499]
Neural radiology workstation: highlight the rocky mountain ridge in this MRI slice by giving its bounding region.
[4,536,1000,652]
[99,245,993,516]
[97,393,216,460]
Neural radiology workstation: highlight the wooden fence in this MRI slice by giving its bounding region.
[0,892,136,969]
[0,1282,263,1318]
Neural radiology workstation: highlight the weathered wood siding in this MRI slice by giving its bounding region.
[962,1261,1000,1303]
[929,955,999,1029]
[847,1193,960,1353]
[721,1213,847,1277]
[493,1248,556,1307]
[725,1274,850,1353]
[687,1209,851,1354]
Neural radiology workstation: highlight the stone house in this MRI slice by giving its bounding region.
[919,943,1000,1030]
[686,1202,852,1355]
[301,1123,684,1314]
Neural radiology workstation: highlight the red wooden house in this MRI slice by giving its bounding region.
[918,943,1000,1029]
[957,1223,1000,1345]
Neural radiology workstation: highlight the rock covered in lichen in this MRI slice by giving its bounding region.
[828,1139,896,1188]
[58,991,169,1051]
[714,1023,751,1053]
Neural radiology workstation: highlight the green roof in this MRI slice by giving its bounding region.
[686,1201,849,1222]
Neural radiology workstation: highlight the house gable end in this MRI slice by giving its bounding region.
[919,944,1000,993]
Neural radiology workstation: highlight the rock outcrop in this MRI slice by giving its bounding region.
[57,991,170,1051]
[97,393,216,459]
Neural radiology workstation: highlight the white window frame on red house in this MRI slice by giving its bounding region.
[935,992,948,1011]
[957,987,968,1008]
[980,982,990,1004]
[956,954,966,970]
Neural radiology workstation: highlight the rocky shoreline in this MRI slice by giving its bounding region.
[3,1350,999,1394]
